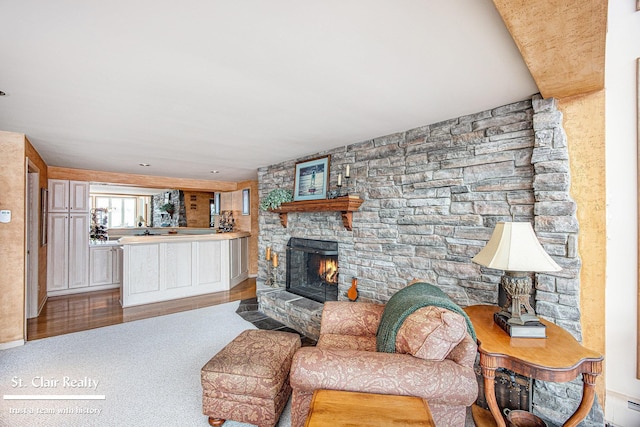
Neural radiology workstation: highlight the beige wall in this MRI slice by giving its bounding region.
[182,191,214,228]
[239,180,259,276]
[217,181,259,276]
[559,91,607,401]
[0,131,28,346]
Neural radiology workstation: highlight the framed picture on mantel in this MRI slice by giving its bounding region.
[293,155,330,201]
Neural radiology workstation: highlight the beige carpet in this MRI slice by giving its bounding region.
[0,301,258,427]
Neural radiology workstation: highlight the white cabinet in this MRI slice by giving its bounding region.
[47,213,90,293]
[47,179,91,295]
[90,245,123,287]
[47,213,69,292]
[48,180,69,212]
[48,180,89,213]
[229,236,249,287]
[68,214,90,288]
[113,247,122,286]
[194,240,223,288]
[90,246,113,286]
[119,234,250,308]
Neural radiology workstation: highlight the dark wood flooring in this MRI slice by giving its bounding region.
[27,278,257,341]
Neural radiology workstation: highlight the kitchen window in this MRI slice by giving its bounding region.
[94,196,138,228]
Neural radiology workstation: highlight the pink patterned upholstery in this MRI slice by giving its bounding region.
[319,301,385,336]
[396,305,468,361]
[201,329,301,427]
[289,301,478,427]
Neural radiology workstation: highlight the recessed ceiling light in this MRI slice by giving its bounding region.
[139,163,151,167]
[210,170,220,174]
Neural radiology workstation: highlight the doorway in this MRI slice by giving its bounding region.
[25,160,40,321]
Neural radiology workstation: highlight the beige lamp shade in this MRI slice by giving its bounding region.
[472,222,561,272]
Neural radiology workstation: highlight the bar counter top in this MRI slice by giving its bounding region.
[117,231,250,245]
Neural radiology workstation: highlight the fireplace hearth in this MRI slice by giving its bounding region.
[286,238,338,303]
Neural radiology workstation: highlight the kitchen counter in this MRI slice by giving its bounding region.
[119,232,249,307]
[117,231,249,245]
[89,240,122,246]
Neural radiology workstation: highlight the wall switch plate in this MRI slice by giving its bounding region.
[0,210,10,223]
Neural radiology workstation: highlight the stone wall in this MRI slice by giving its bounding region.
[257,95,602,426]
[151,190,187,227]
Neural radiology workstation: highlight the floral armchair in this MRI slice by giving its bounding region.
[289,300,478,427]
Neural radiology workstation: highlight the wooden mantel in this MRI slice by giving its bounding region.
[270,195,364,231]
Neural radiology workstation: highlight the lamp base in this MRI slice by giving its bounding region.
[499,272,539,325]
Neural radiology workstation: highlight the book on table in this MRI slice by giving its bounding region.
[493,312,547,338]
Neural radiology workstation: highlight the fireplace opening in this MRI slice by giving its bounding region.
[286,238,338,303]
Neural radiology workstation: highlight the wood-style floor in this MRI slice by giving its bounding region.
[27,278,257,341]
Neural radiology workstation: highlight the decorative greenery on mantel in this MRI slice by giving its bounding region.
[260,189,293,211]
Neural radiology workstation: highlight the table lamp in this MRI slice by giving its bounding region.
[472,222,561,325]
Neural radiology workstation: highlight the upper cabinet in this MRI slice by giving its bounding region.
[48,180,69,212]
[49,180,90,213]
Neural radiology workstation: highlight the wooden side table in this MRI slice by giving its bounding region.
[304,389,435,427]
[464,305,603,427]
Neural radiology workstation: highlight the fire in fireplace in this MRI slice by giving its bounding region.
[286,238,338,303]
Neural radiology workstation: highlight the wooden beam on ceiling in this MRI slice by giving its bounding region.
[492,0,607,99]
[47,166,237,192]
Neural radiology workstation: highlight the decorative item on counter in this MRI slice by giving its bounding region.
[347,277,358,301]
[90,208,109,242]
[218,210,235,232]
[137,216,145,227]
[260,188,293,211]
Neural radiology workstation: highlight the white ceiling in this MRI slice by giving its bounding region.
[0,0,537,183]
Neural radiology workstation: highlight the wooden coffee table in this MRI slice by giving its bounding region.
[304,389,435,427]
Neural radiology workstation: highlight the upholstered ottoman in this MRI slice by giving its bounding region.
[201,329,301,427]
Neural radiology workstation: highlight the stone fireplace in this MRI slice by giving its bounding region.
[256,95,603,426]
[286,238,338,303]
